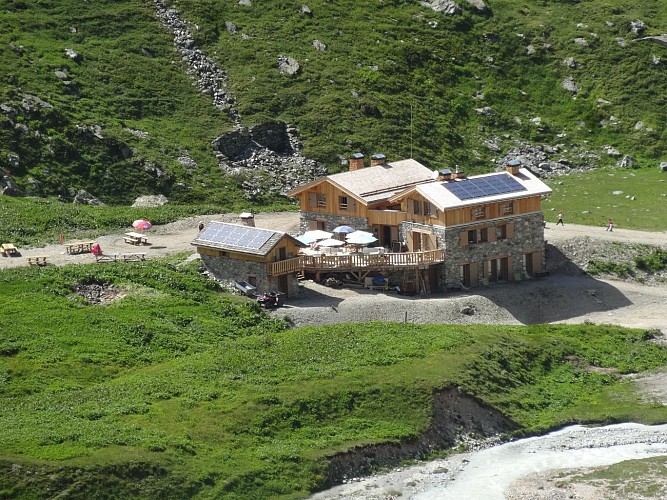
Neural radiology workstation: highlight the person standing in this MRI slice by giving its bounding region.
[198,221,205,232]
[606,218,613,232]
[556,211,564,226]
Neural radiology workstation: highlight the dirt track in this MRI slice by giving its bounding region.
[2,213,666,334]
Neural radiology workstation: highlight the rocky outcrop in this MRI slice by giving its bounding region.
[153,0,240,124]
[212,123,326,199]
[421,0,462,15]
[132,195,169,208]
[635,34,667,47]
[72,189,104,205]
[0,175,24,196]
[277,55,300,76]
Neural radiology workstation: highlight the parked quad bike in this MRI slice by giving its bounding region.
[256,291,284,308]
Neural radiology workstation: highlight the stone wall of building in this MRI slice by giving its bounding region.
[401,212,546,289]
[201,254,301,297]
[299,211,370,234]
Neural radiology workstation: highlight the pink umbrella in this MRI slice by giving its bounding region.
[132,219,153,230]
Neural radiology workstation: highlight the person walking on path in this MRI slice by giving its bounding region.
[606,219,614,232]
[556,211,564,226]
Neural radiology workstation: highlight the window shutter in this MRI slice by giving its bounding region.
[459,231,468,246]
[488,226,496,242]
[506,223,515,239]
[308,220,318,230]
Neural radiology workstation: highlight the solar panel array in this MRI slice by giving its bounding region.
[199,224,274,249]
[444,173,527,201]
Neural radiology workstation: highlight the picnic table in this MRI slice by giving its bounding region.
[121,252,146,262]
[1,243,19,256]
[64,240,97,254]
[124,232,149,245]
[26,255,48,266]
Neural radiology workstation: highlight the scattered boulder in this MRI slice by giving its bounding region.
[0,175,24,196]
[464,0,488,12]
[277,55,300,76]
[562,76,579,94]
[475,106,495,116]
[563,57,579,68]
[225,22,239,35]
[65,48,82,62]
[312,39,327,52]
[300,4,312,16]
[54,70,69,80]
[630,20,646,35]
[617,155,639,169]
[132,195,169,208]
[616,37,627,47]
[659,162,667,172]
[73,189,104,205]
[602,145,621,157]
[238,0,252,6]
[422,0,462,16]
[573,37,588,47]
[7,153,20,168]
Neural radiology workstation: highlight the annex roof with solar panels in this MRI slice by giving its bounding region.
[390,167,552,210]
[191,222,305,256]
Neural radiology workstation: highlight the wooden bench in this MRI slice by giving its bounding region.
[122,253,146,262]
[26,256,48,266]
[95,253,118,263]
[64,241,96,254]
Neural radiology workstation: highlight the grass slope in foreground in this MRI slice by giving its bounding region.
[0,259,666,498]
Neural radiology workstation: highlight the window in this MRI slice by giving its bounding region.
[500,202,514,215]
[468,230,477,244]
[423,201,432,216]
[471,207,486,220]
[317,194,326,208]
[479,227,488,242]
[496,224,507,240]
[413,199,421,215]
[339,196,348,210]
[248,276,257,287]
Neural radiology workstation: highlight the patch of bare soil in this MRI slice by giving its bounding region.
[72,282,125,305]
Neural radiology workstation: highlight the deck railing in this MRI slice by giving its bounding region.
[268,257,304,276]
[302,249,445,270]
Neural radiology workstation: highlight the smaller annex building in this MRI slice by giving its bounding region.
[191,221,305,297]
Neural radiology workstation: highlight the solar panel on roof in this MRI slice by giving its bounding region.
[444,173,526,201]
[199,224,274,249]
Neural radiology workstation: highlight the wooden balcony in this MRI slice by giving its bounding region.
[268,256,304,276]
[302,249,444,273]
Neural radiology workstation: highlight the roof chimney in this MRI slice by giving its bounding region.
[437,168,452,181]
[370,153,386,167]
[454,165,466,179]
[506,159,521,175]
[349,152,365,171]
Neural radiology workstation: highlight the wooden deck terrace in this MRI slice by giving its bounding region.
[267,249,445,280]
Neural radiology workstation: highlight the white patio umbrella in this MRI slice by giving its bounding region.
[317,238,345,247]
[296,234,316,245]
[302,229,333,241]
[346,230,374,239]
[346,233,378,245]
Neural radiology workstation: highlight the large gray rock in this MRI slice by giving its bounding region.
[65,48,82,62]
[659,162,667,172]
[73,190,104,205]
[0,175,23,196]
[422,0,461,15]
[277,56,300,76]
[562,76,579,94]
[630,20,646,34]
[464,0,488,11]
[617,155,639,169]
[132,195,169,208]
[312,39,327,52]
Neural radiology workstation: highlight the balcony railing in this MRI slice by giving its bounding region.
[268,257,304,276]
[302,249,444,271]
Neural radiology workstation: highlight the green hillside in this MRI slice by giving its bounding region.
[1,0,665,205]
[1,259,666,498]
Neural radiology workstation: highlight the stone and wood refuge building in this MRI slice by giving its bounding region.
[192,221,306,298]
[288,154,552,292]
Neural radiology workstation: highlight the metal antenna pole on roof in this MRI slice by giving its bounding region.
[410,100,413,159]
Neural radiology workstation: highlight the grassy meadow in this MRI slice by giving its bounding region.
[1,258,666,498]
[542,167,667,231]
